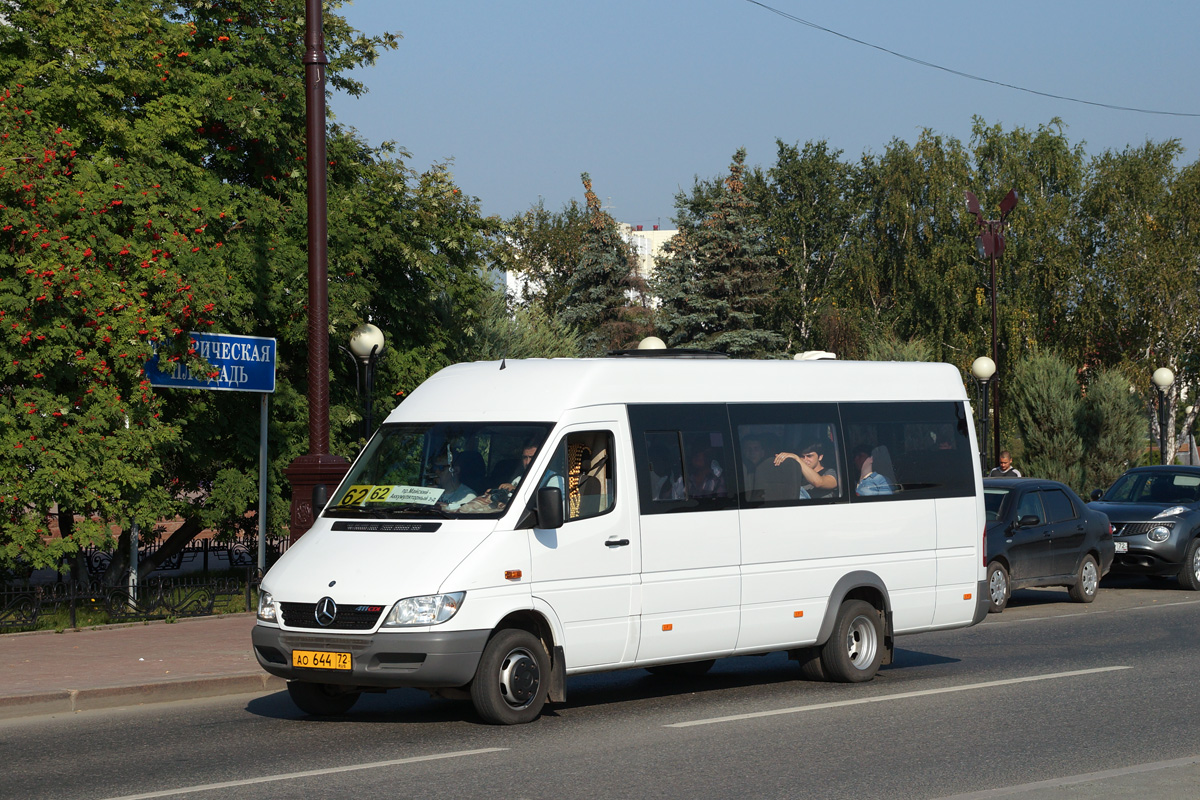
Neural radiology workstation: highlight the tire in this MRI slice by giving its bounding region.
[645,659,716,678]
[987,561,1010,613]
[286,681,360,716]
[470,629,550,725]
[1068,554,1100,603]
[1178,538,1200,591]
[794,647,827,681]
[819,599,884,683]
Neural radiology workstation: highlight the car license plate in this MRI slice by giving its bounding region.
[292,650,351,670]
[1114,541,1128,553]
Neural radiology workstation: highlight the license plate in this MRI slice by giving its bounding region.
[292,650,352,670]
[1114,541,1128,553]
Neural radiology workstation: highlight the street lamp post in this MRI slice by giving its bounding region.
[1188,405,1196,466]
[1152,367,1175,465]
[965,189,1018,466]
[346,323,386,441]
[971,356,997,473]
[284,0,350,542]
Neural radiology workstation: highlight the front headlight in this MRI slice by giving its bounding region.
[1154,506,1189,519]
[256,590,278,623]
[1149,526,1172,542]
[381,592,465,628]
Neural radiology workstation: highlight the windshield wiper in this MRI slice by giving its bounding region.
[324,503,451,519]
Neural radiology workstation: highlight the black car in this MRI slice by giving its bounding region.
[983,478,1115,613]
[1088,466,1200,590]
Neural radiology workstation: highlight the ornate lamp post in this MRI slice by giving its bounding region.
[971,356,997,473]
[1152,367,1175,465]
[284,0,349,542]
[965,189,1018,465]
[346,323,385,441]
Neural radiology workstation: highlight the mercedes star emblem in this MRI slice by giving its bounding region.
[315,596,337,627]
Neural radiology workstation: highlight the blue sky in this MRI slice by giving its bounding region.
[331,0,1200,229]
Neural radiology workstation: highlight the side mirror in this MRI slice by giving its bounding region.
[1016,514,1041,528]
[536,486,564,530]
[312,484,329,515]
[1090,489,1103,501]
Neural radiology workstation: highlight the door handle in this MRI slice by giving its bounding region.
[605,538,630,548]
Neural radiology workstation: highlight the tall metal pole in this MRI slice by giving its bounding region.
[989,246,1000,469]
[284,0,350,542]
[304,0,330,457]
[1158,389,1168,465]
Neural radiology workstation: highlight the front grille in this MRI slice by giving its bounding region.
[280,602,384,631]
[1112,521,1175,537]
[279,633,374,653]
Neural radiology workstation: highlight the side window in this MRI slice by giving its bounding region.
[729,403,843,507]
[629,404,734,515]
[1040,489,1076,523]
[539,430,616,522]
[1016,491,1045,523]
[841,401,975,501]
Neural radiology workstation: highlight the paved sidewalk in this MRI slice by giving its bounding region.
[0,613,284,720]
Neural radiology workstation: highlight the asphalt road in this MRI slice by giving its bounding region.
[4,576,1200,800]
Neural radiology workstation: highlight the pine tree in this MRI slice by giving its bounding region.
[1010,353,1085,489]
[653,150,784,357]
[561,173,643,355]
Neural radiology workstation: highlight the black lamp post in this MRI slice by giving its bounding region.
[346,323,385,441]
[965,189,1018,465]
[1152,367,1175,465]
[971,356,997,473]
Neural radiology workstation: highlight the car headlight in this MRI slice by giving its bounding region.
[257,590,278,623]
[1148,526,1172,542]
[1155,506,1189,519]
[381,592,465,627]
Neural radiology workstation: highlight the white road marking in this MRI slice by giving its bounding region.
[664,666,1131,728]
[99,747,508,799]
[933,753,1200,798]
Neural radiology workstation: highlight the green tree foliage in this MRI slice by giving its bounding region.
[863,334,935,362]
[653,150,784,357]
[494,199,590,318]
[462,286,581,361]
[750,140,857,354]
[0,0,497,575]
[561,173,646,355]
[1078,368,1145,492]
[1009,353,1084,489]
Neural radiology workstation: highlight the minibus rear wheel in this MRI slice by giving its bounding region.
[819,600,883,683]
[287,681,360,716]
[470,628,550,725]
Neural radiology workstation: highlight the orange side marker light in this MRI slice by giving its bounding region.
[505,570,522,581]
[662,623,673,631]
[793,610,804,618]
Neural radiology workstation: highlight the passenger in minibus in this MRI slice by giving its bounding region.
[776,442,838,499]
[852,445,894,496]
[743,434,802,502]
[684,444,726,498]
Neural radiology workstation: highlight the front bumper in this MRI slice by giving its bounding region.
[1108,529,1188,576]
[252,624,490,689]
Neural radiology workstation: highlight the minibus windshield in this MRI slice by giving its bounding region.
[324,422,553,520]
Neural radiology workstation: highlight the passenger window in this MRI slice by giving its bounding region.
[841,402,975,501]
[629,404,735,515]
[1040,489,1076,523]
[730,403,843,506]
[539,431,616,522]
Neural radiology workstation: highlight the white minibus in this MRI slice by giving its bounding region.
[253,355,988,724]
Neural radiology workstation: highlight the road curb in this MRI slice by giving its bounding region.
[0,674,286,721]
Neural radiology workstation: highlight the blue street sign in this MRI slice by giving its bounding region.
[146,332,276,393]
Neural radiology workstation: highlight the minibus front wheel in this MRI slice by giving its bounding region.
[470,628,550,725]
